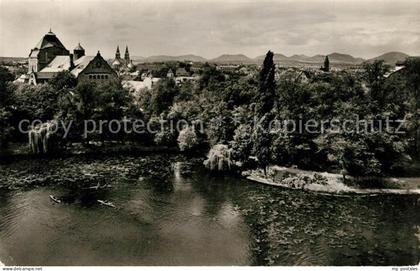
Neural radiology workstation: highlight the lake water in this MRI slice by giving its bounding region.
[0,155,419,265]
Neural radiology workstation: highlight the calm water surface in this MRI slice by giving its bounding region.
[0,155,419,265]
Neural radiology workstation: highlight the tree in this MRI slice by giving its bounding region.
[177,126,198,152]
[0,67,15,148]
[58,80,134,143]
[205,101,234,146]
[245,51,277,174]
[363,60,390,107]
[322,56,330,72]
[403,57,420,157]
[151,78,179,114]
[256,50,276,116]
[49,71,77,90]
[231,124,253,165]
[199,63,225,90]
[252,121,271,176]
[0,66,14,107]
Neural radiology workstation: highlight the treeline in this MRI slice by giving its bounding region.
[0,52,419,177]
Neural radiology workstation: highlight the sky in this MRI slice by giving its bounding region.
[0,0,419,59]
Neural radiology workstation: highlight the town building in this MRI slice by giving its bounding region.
[26,30,117,85]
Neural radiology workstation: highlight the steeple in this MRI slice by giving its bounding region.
[124,45,130,62]
[115,46,121,59]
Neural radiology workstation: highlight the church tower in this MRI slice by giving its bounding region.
[73,43,85,60]
[115,46,121,59]
[124,45,130,63]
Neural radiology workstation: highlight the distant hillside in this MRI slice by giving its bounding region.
[0,57,26,63]
[254,53,289,63]
[117,51,412,66]
[305,55,325,63]
[366,51,410,66]
[254,53,364,65]
[210,54,254,64]
[139,55,207,63]
[131,56,145,62]
[289,54,310,62]
[326,53,364,64]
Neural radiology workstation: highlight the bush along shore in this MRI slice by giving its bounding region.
[243,166,420,195]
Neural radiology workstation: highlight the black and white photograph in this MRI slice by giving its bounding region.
[0,0,420,268]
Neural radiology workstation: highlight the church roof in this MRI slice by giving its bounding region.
[34,30,68,51]
[112,58,122,66]
[37,55,97,78]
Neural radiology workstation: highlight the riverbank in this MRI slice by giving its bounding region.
[243,166,420,195]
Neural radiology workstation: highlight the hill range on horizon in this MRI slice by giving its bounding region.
[1,51,414,66]
[104,51,417,66]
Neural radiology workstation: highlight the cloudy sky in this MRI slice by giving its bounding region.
[0,0,419,59]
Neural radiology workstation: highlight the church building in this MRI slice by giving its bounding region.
[111,45,134,71]
[27,30,117,85]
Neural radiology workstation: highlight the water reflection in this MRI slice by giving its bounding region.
[0,156,419,265]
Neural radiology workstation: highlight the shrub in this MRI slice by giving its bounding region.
[177,126,198,152]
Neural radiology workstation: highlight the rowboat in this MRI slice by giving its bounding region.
[97,200,116,208]
[49,195,62,204]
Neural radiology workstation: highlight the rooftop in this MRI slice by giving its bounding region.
[34,30,67,51]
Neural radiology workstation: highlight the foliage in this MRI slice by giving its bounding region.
[28,121,65,154]
[49,71,77,90]
[199,63,225,90]
[322,56,330,72]
[14,83,62,121]
[148,116,177,146]
[0,66,14,106]
[1,52,418,177]
[150,78,179,115]
[0,66,14,148]
[203,144,233,171]
[0,107,13,148]
[58,80,137,142]
[205,101,235,146]
[363,60,390,107]
[177,125,199,152]
[256,51,276,116]
[252,117,272,175]
[231,124,253,164]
